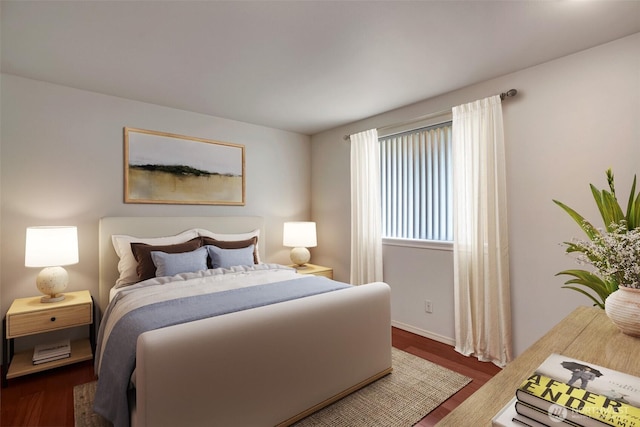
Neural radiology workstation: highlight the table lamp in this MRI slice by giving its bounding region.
[25,226,79,303]
[283,221,317,267]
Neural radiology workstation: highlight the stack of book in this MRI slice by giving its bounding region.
[493,353,640,427]
[32,339,71,365]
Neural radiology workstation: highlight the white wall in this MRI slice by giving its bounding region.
[0,74,312,325]
[311,33,640,356]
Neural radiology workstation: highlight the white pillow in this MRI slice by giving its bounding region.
[112,229,200,286]
[196,228,261,263]
[151,247,208,277]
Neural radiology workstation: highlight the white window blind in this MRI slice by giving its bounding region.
[380,122,453,241]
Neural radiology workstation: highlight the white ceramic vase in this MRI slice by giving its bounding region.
[604,286,640,337]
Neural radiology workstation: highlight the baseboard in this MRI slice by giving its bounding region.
[391,320,455,346]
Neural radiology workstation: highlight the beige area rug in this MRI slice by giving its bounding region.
[74,348,471,427]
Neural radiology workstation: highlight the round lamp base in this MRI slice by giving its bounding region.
[41,294,66,303]
[290,247,311,266]
[36,266,69,303]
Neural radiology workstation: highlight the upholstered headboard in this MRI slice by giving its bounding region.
[98,216,266,313]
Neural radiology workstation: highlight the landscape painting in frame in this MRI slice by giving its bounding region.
[124,127,245,205]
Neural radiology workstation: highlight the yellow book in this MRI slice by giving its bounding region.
[516,374,640,427]
[535,353,640,408]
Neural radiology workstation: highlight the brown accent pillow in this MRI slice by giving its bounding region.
[131,237,203,281]
[201,236,259,267]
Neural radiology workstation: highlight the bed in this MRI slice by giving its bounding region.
[96,216,392,427]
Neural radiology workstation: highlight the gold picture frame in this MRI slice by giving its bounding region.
[124,127,245,205]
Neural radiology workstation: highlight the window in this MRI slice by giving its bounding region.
[380,121,453,242]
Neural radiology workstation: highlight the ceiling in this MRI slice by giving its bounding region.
[2,1,640,135]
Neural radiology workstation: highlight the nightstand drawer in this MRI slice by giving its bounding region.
[7,303,91,338]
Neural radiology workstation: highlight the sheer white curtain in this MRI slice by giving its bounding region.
[452,96,512,367]
[350,129,383,285]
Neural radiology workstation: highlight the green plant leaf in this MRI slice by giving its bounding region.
[555,269,617,309]
[552,200,599,240]
[590,185,607,227]
[560,285,605,309]
[606,168,616,195]
[626,176,640,230]
[590,185,624,232]
[604,190,625,230]
[631,192,640,230]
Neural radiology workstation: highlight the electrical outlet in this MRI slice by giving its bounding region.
[425,300,433,313]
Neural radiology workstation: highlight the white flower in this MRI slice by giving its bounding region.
[569,222,640,289]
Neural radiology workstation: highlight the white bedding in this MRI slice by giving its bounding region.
[107,262,291,300]
[98,263,298,372]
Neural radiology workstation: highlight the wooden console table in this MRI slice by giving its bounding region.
[438,306,640,426]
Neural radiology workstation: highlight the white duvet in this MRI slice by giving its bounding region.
[98,263,300,373]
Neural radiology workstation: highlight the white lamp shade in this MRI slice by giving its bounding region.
[25,226,79,267]
[283,222,317,248]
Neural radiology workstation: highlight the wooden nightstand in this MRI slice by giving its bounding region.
[290,263,333,279]
[2,290,95,387]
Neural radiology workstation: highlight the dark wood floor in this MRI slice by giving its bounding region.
[392,328,502,426]
[1,327,501,427]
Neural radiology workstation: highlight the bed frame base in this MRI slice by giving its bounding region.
[134,281,392,427]
[277,367,393,426]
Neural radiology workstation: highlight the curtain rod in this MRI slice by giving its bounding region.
[343,89,518,141]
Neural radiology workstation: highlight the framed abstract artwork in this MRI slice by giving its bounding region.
[124,127,245,205]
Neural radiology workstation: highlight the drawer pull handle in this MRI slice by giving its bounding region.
[50,317,56,322]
